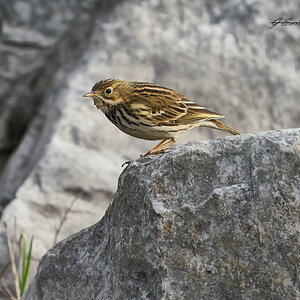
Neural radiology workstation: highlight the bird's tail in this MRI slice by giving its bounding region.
[206,119,240,135]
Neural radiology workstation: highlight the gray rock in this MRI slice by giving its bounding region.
[23,129,300,300]
[0,0,121,207]
[0,0,92,164]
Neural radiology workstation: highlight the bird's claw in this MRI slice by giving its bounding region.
[122,160,132,167]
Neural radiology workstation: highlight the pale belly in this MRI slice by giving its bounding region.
[118,125,177,140]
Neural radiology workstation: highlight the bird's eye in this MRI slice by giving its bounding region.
[105,87,113,95]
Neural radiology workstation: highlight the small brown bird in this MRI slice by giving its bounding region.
[83,79,239,156]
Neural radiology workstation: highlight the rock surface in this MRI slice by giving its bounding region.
[0,0,98,172]
[23,129,300,300]
[1,0,300,295]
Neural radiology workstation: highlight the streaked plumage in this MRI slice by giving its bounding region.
[83,78,239,155]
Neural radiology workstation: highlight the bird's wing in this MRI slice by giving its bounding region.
[129,92,224,125]
[128,90,188,124]
[176,97,225,124]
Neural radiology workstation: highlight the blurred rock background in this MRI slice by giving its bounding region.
[0,0,299,297]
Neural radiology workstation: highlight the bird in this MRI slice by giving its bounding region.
[83,78,239,156]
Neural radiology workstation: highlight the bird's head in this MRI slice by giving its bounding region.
[83,78,130,110]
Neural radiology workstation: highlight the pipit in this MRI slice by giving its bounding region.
[83,78,239,156]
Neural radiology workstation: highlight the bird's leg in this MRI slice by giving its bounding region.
[143,138,177,156]
[124,139,174,166]
[142,139,167,157]
[153,147,173,154]
[152,139,176,154]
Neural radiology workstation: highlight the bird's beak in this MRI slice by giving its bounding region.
[83,92,97,98]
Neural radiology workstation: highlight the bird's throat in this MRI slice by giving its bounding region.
[93,98,106,110]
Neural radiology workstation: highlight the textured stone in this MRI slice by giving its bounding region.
[0,0,98,168]
[23,129,300,300]
[0,0,125,210]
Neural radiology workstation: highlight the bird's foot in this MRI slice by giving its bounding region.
[140,151,162,158]
[140,147,172,157]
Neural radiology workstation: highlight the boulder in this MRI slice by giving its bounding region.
[23,129,300,300]
[0,0,125,211]
[0,0,102,176]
